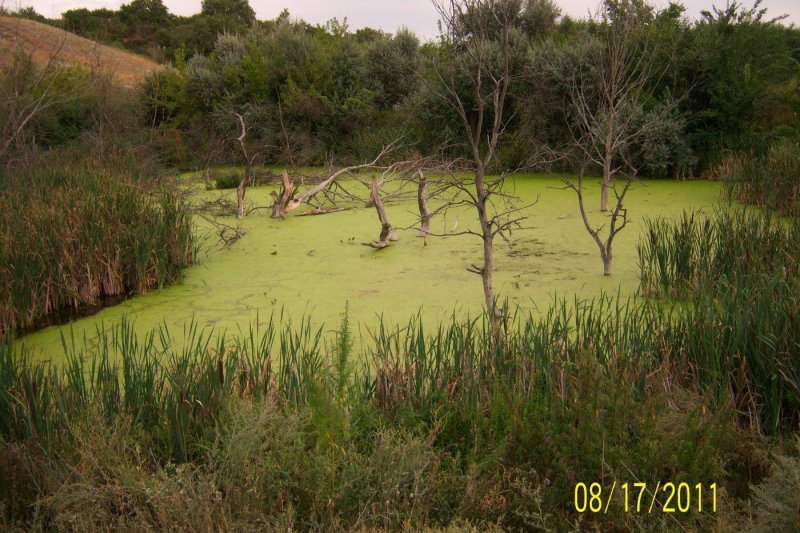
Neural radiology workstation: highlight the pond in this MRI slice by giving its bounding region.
[18,173,722,361]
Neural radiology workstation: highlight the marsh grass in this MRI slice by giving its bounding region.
[0,292,786,530]
[639,209,800,299]
[717,139,800,216]
[0,147,195,336]
[0,206,797,529]
[638,209,800,434]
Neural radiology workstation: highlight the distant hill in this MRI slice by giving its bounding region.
[0,16,159,87]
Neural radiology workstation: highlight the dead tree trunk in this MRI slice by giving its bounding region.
[567,168,632,276]
[601,131,613,212]
[464,165,497,318]
[417,171,431,237]
[233,112,255,219]
[270,144,397,219]
[363,176,398,249]
[269,170,295,219]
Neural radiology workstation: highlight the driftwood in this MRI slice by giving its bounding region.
[270,144,398,219]
[194,213,246,247]
[363,176,398,249]
[295,206,349,217]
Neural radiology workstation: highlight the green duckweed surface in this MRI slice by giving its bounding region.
[19,173,721,361]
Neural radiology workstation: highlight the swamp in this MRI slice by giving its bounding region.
[19,174,721,359]
[1,0,799,531]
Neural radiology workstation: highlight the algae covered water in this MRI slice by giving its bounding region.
[18,174,721,361]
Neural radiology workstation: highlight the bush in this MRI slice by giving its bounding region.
[203,168,243,190]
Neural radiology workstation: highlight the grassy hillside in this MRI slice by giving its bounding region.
[0,16,159,86]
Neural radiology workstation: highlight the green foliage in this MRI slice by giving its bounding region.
[0,148,195,337]
[16,0,800,172]
[677,1,800,170]
[1,287,788,529]
[201,0,255,26]
[0,52,95,156]
[638,209,800,434]
[203,168,242,189]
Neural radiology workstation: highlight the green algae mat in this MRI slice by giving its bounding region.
[18,174,721,361]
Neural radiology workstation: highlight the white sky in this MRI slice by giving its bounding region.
[9,0,800,40]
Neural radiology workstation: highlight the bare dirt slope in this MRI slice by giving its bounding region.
[0,16,159,86]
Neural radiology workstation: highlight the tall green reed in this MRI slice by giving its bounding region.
[638,208,800,434]
[717,138,800,216]
[638,208,800,299]
[0,147,195,336]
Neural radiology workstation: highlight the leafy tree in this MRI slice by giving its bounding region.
[520,0,561,39]
[681,0,794,168]
[201,0,256,26]
[367,29,420,109]
[118,0,172,54]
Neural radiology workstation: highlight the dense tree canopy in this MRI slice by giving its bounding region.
[6,0,799,175]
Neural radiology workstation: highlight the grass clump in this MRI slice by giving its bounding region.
[0,147,195,337]
[638,209,800,435]
[638,209,800,299]
[717,139,800,216]
[204,168,243,190]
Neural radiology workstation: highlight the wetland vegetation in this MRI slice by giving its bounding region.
[1,0,800,531]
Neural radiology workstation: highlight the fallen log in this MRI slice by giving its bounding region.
[270,143,399,219]
[295,207,349,217]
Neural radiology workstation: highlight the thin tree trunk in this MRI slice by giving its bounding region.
[481,232,496,317]
[474,166,497,322]
[236,179,246,219]
[602,248,612,276]
[234,112,251,220]
[236,161,251,219]
[601,139,612,212]
[417,171,431,237]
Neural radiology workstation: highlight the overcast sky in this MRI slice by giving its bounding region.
[10,0,800,40]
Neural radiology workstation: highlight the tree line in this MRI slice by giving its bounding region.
[4,0,799,177]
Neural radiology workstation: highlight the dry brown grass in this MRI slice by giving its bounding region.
[0,16,159,87]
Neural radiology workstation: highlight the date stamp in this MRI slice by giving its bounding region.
[573,482,717,514]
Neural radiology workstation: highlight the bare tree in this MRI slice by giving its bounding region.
[232,112,258,219]
[424,0,525,322]
[562,0,681,274]
[572,0,659,212]
[563,161,632,275]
